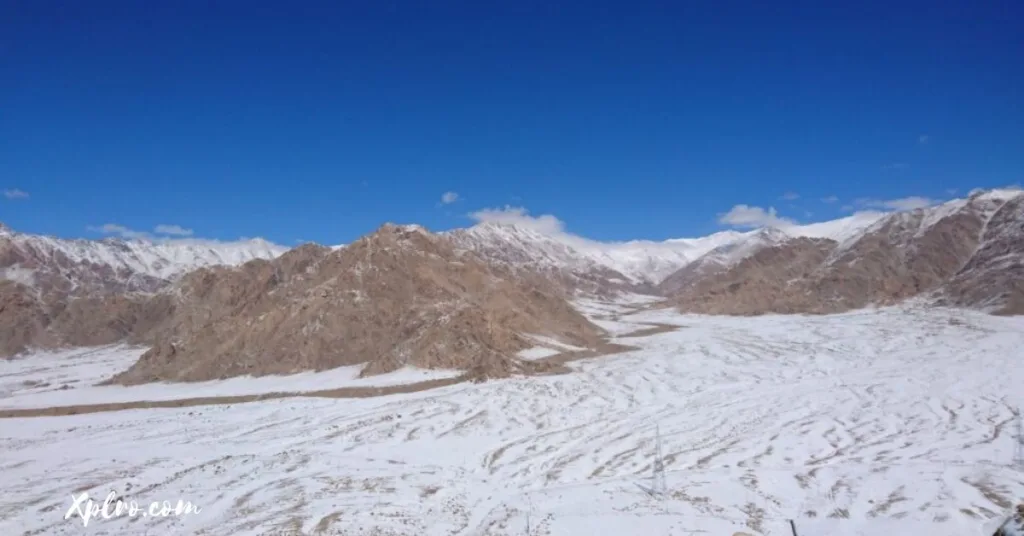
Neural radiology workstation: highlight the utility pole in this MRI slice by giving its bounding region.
[1014,409,1024,470]
[526,495,532,535]
[651,424,667,496]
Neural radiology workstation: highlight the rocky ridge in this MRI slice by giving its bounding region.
[107,224,606,384]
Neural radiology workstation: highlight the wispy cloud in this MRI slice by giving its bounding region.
[780,192,800,201]
[468,206,566,235]
[945,188,959,196]
[3,188,29,200]
[89,223,197,240]
[87,223,152,240]
[853,196,940,211]
[821,195,839,204]
[154,224,194,236]
[717,205,795,229]
[918,134,930,145]
[440,191,460,205]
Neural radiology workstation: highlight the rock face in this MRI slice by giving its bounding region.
[933,193,1024,315]
[666,237,838,315]
[444,223,652,297]
[0,224,286,295]
[107,225,605,385]
[0,224,286,357]
[664,189,1024,315]
[656,228,791,297]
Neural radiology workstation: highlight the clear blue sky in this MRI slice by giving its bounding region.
[2,1,1022,245]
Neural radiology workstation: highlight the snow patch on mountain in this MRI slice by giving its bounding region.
[0,225,288,292]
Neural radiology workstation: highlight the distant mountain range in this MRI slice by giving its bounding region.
[2,187,1022,381]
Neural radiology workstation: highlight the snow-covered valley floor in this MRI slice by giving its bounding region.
[1,301,1023,535]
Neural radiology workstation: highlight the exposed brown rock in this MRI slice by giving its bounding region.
[0,281,54,356]
[669,191,1024,316]
[669,237,837,315]
[934,194,1024,315]
[445,223,654,298]
[107,224,605,385]
[657,228,789,297]
[0,223,284,357]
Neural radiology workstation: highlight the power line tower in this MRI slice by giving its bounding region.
[1014,409,1024,471]
[651,424,667,497]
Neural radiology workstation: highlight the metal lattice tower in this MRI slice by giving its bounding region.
[1014,409,1024,470]
[651,425,667,496]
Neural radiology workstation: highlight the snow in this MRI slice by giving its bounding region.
[521,334,586,352]
[785,211,886,242]
[1,226,287,288]
[0,264,36,286]
[0,346,461,409]
[517,347,563,360]
[2,302,1023,535]
[449,210,887,286]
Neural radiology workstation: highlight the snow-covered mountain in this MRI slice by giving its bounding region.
[656,227,792,295]
[664,188,1024,315]
[0,223,287,295]
[444,210,885,293]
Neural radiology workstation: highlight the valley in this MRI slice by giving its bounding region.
[1,297,1022,535]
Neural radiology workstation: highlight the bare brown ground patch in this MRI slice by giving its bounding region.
[616,322,685,338]
[0,330,663,419]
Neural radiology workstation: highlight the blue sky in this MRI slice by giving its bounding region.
[2,2,1022,245]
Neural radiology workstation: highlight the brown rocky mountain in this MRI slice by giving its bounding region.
[106,224,606,385]
[443,223,657,297]
[0,223,284,356]
[664,237,838,315]
[933,192,1024,315]
[656,228,791,297]
[664,189,1024,315]
[3,189,1022,380]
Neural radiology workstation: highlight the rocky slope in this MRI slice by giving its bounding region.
[932,192,1024,315]
[0,223,286,295]
[444,213,883,294]
[107,224,606,384]
[0,223,285,356]
[444,223,651,296]
[3,188,1021,365]
[665,189,1024,315]
[656,227,792,296]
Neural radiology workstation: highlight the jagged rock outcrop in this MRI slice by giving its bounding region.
[107,225,605,385]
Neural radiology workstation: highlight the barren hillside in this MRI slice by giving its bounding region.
[664,189,1024,315]
[108,224,605,385]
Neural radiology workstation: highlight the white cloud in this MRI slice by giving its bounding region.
[821,195,839,204]
[89,223,195,240]
[468,205,567,235]
[919,134,930,145]
[88,223,152,240]
[3,188,29,199]
[717,205,795,229]
[780,192,800,201]
[440,191,460,205]
[154,224,194,236]
[854,196,940,211]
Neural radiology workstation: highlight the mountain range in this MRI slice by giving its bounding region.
[1,187,1022,381]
